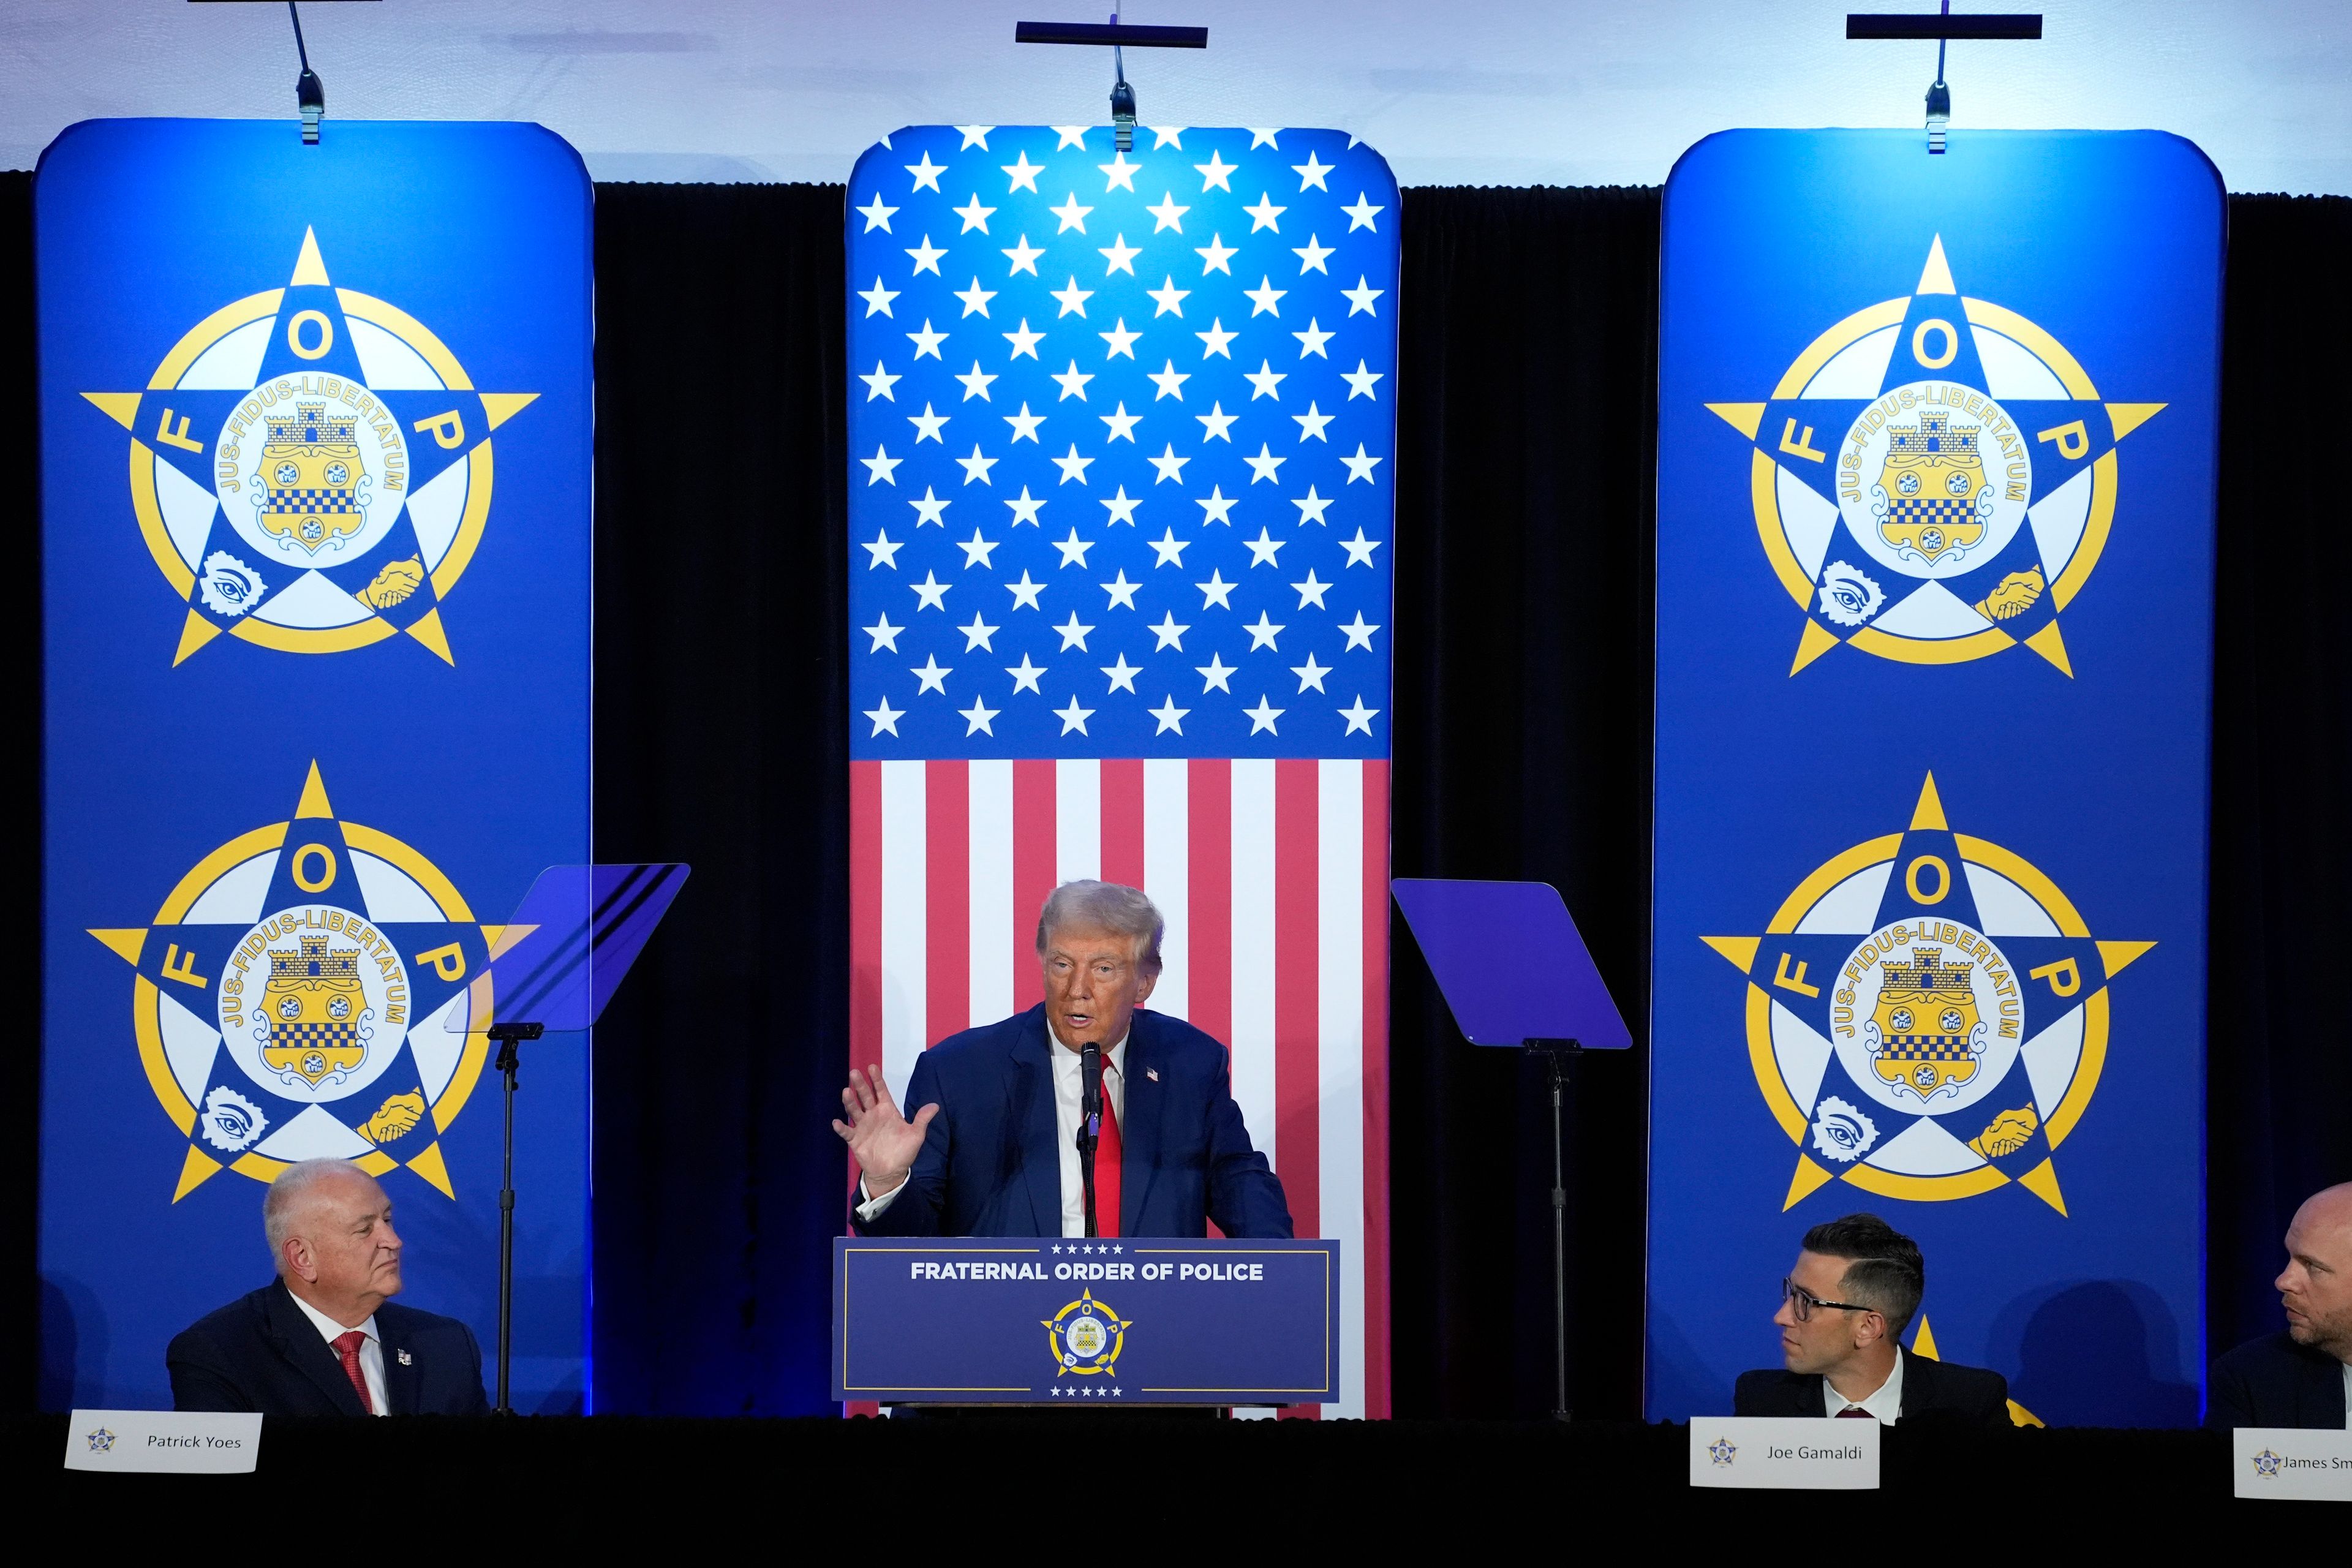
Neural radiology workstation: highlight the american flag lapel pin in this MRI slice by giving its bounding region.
[397,1349,413,1366]
[1146,1068,1159,1082]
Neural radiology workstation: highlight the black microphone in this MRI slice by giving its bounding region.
[1078,1040,1102,1237]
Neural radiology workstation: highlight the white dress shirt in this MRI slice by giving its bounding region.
[1823,1348,1904,1423]
[857,1034,1128,1238]
[287,1287,388,1416]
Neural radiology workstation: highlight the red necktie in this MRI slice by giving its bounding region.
[1836,1405,1874,1418]
[1095,1068,1121,1238]
[331,1330,375,1414]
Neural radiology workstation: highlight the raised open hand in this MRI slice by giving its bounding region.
[832,1064,938,1199]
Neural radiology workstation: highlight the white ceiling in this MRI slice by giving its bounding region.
[4,1,2345,192]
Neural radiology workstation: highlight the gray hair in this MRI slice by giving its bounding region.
[1035,880,1164,974]
[263,1158,371,1269]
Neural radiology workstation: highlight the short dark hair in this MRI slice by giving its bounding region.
[1801,1212,1925,1335]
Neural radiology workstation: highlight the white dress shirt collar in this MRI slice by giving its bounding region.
[1824,1345,1905,1423]
[284,1284,389,1417]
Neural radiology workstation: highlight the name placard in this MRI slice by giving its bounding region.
[1689,1417,1881,1490]
[63,1411,261,1474]
[2234,1427,2352,1501]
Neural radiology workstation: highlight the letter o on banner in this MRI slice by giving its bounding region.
[1905,854,1950,905]
[290,842,336,893]
[287,309,334,361]
[1912,318,1958,369]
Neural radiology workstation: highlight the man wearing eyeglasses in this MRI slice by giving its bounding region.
[1735,1212,2011,1427]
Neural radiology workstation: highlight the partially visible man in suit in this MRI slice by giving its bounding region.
[169,1158,489,1415]
[2207,1181,2352,1429]
[836,880,1291,1238]
[1735,1212,2010,1428]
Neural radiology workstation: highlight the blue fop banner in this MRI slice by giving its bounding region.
[38,120,592,1412]
[834,1238,1341,1404]
[1646,132,2223,1426]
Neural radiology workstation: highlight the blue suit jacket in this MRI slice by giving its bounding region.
[853,1004,1292,1238]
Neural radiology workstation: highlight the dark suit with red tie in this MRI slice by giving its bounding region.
[168,1278,490,1415]
[1735,1346,2013,1428]
[851,1003,1292,1238]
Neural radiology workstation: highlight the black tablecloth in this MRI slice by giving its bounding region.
[12,1411,2267,1532]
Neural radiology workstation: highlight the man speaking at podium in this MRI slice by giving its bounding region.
[836,880,1292,1239]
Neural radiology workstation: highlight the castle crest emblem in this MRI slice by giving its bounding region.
[80,225,538,666]
[1866,946,1984,1095]
[256,402,368,554]
[1706,235,2166,676]
[258,932,369,1086]
[1042,1289,1131,1378]
[89,761,501,1202]
[1874,412,1988,564]
[1702,773,2155,1211]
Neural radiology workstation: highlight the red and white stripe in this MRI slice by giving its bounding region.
[850,757,1392,1419]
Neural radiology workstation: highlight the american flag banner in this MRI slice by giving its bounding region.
[845,124,1400,1418]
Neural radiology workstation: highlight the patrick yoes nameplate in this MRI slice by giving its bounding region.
[64,1411,260,1474]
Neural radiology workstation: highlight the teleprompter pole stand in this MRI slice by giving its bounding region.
[1525,1038,1581,1422]
[488,1020,544,1415]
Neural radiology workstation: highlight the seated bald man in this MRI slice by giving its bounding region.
[1735,1212,2010,1427]
[168,1158,488,1415]
[2207,1182,2352,1429]
[838,880,1292,1238]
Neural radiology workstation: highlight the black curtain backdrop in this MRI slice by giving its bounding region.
[7,172,2350,1419]
[3,171,37,1416]
[2204,195,2352,1357]
[587,183,851,1414]
[1385,187,1662,1420]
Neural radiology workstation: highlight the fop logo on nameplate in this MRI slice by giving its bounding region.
[64,1410,261,1474]
[2234,1427,2352,1502]
[1690,1417,1880,1490]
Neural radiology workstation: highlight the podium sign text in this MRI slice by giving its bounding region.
[834,1238,1340,1404]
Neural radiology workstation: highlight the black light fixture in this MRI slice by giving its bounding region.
[290,2,325,145]
[1016,14,1210,151]
[1848,4,2043,154]
[190,1,382,145]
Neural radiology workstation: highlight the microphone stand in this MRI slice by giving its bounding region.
[1077,1041,1101,1238]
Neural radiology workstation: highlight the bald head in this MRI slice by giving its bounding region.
[2278,1182,2352,1362]
[2294,1183,2352,1230]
